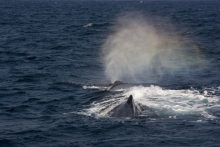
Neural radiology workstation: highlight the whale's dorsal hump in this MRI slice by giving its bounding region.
[113,81,124,85]
[127,95,134,107]
[107,94,143,118]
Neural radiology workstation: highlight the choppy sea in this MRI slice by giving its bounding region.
[1,0,220,146]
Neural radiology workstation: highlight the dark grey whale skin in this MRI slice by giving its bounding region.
[109,81,135,91]
[108,95,143,118]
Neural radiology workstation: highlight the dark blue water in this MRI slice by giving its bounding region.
[1,0,220,146]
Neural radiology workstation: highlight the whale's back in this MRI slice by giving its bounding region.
[109,95,142,118]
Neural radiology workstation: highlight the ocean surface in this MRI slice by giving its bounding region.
[1,0,220,146]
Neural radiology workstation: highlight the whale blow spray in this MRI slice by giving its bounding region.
[102,13,204,83]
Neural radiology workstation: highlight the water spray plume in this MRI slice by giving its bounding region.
[102,13,205,83]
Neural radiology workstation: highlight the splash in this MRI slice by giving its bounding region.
[80,85,219,120]
[123,86,219,120]
[101,13,204,83]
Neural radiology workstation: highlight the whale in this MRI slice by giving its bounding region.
[104,81,158,119]
[108,95,143,118]
[109,81,134,91]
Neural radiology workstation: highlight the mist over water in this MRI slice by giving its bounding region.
[102,13,205,83]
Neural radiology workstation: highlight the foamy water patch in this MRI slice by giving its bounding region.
[123,85,219,119]
[79,85,220,120]
[83,85,109,91]
[81,93,127,118]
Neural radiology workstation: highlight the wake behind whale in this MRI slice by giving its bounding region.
[81,81,219,121]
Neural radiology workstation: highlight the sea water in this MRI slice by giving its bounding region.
[0,0,220,146]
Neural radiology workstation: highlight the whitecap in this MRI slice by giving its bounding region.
[83,23,93,27]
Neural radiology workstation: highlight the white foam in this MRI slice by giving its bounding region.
[80,85,220,120]
[83,23,93,27]
[83,85,109,91]
[124,86,219,119]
